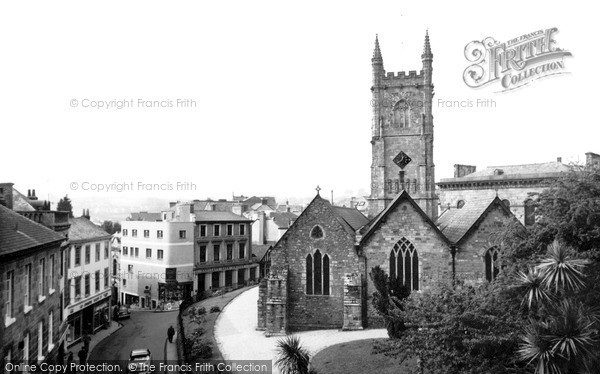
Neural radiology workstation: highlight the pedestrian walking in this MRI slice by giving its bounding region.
[167,325,175,343]
[78,347,87,365]
[82,332,91,352]
[66,352,75,374]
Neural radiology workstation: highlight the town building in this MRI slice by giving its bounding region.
[0,202,68,367]
[110,233,121,305]
[63,214,112,344]
[258,33,522,335]
[120,217,194,309]
[193,211,259,293]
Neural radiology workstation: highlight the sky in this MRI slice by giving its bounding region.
[1,1,598,217]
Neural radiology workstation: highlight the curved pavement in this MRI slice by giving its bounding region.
[214,286,387,373]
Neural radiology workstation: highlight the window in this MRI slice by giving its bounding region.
[226,244,233,261]
[113,259,118,276]
[144,230,150,238]
[5,271,14,320]
[179,230,186,239]
[24,264,32,309]
[39,258,46,298]
[122,279,126,286]
[524,199,535,226]
[213,244,220,262]
[49,255,55,292]
[485,247,500,282]
[135,247,139,257]
[60,250,64,277]
[390,237,419,291]
[75,246,81,266]
[23,332,29,364]
[104,268,109,289]
[48,311,53,350]
[123,229,128,236]
[123,246,128,255]
[95,243,100,262]
[238,243,246,259]
[37,320,44,360]
[305,250,330,295]
[227,224,233,236]
[457,200,465,209]
[310,225,324,239]
[74,276,81,298]
[66,248,71,270]
[132,229,137,237]
[199,246,207,262]
[84,274,90,296]
[85,245,90,264]
[157,230,163,239]
[65,279,71,306]
[146,248,152,258]
[200,225,207,237]
[104,242,109,259]
[157,250,164,260]
[213,225,220,236]
[95,270,100,292]
[128,265,133,273]
[239,224,246,236]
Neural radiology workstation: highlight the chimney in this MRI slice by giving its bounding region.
[453,164,477,178]
[557,157,562,163]
[0,183,14,210]
[28,189,31,197]
[261,198,268,206]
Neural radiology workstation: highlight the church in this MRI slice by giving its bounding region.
[256,33,519,335]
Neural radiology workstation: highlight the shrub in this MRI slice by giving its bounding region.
[210,306,220,313]
[186,306,196,316]
[197,307,206,316]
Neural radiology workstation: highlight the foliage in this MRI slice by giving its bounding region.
[101,220,121,234]
[209,306,220,313]
[374,278,526,374]
[275,336,318,374]
[183,327,212,360]
[57,195,73,218]
[196,307,206,316]
[370,266,410,338]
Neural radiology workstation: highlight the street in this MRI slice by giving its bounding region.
[90,309,178,373]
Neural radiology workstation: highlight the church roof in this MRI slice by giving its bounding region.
[331,206,369,231]
[360,191,450,245]
[0,204,66,257]
[436,196,512,244]
[439,161,569,184]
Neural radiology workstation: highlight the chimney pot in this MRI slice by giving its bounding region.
[557,157,562,163]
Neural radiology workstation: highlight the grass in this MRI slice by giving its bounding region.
[311,338,417,374]
[181,286,254,360]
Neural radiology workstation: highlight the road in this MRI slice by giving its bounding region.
[90,309,178,374]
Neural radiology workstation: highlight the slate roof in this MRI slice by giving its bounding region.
[0,204,66,256]
[270,212,298,229]
[68,217,112,242]
[436,196,511,244]
[194,211,251,222]
[439,161,570,184]
[13,188,35,211]
[129,212,163,221]
[243,196,277,210]
[331,206,369,231]
[252,244,272,260]
[360,191,450,245]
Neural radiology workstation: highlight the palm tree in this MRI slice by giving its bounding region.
[517,240,599,373]
[275,335,315,374]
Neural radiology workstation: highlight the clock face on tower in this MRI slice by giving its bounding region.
[393,151,412,169]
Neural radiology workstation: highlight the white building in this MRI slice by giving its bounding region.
[120,219,194,309]
[64,216,112,344]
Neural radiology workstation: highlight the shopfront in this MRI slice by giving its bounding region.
[66,289,111,345]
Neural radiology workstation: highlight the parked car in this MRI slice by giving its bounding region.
[128,348,151,373]
[118,306,131,319]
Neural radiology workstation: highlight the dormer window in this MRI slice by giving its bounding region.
[457,200,465,209]
[494,169,504,176]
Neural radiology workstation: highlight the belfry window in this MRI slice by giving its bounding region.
[306,250,330,295]
[485,246,500,282]
[389,237,419,291]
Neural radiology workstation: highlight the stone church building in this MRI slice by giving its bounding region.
[257,33,520,335]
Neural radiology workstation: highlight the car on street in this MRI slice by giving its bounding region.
[128,348,152,373]
[118,306,131,319]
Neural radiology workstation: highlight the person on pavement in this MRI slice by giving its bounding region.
[167,326,175,343]
[78,347,87,365]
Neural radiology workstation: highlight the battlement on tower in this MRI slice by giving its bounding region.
[383,70,424,80]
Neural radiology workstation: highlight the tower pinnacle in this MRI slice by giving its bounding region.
[422,30,432,59]
[372,34,383,64]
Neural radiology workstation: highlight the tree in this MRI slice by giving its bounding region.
[370,266,410,338]
[275,336,317,374]
[57,195,73,218]
[101,221,122,235]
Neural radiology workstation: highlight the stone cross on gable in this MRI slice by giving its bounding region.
[315,185,321,195]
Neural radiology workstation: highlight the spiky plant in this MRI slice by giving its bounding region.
[536,240,588,292]
[515,267,553,311]
[275,335,311,374]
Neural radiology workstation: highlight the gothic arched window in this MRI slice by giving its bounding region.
[310,225,324,239]
[485,246,500,282]
[524,199,535,226]
[392,100,410,128]
[306,250,330,295]
[390,238,419,291]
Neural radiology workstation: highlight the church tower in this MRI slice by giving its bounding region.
[368,32,438,219]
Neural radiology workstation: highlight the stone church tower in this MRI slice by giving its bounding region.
[368,32,438,220]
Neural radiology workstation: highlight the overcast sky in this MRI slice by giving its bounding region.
[1,1,598,209]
